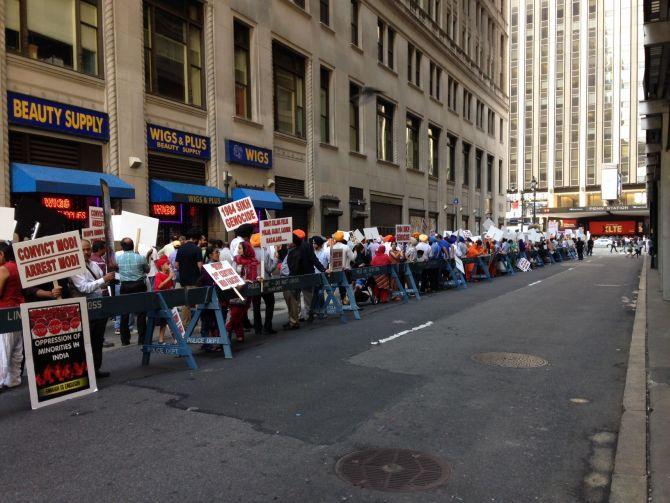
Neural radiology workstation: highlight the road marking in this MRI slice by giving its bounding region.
[371,321,433,345]
[528,280,542,286]
[567,267,574,271]
[596,284,621,287]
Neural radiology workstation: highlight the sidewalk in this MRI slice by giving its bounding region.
[611,257,670,502]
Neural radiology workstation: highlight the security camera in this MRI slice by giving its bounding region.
[129,157,142,169]
[267,179,275,188]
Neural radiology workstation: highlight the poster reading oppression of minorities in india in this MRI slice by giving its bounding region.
[20,297,97,409]
[13,231,86,288]
[218,197,258,232]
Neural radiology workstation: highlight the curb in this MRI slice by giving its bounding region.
[610,256,648,502]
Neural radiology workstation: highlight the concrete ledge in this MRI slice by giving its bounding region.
[609,256,648,502]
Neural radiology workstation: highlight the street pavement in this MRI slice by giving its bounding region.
[0,252,643,502]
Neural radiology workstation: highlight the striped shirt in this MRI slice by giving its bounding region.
[116,250,149,282]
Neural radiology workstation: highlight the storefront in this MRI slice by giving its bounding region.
[539,205,649,237]
[147,124,224,244]
[7,92,134,237]
[231,187,283,229]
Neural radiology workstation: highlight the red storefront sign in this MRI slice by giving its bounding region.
[589,220,637,235]
[561,218,578,229]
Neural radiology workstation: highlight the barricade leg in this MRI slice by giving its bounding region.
[505,255,516,275]
[390,266,410,303]
[403,263,422,299]
[186,289,232,359]
[321,273,345,320]
[335,272,361,321]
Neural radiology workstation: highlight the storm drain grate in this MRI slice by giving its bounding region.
[471,352,548,368]
[335,448,450,492]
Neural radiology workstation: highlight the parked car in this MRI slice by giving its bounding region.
[594,237,610,247]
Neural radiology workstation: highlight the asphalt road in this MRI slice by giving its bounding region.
[0,252,642,502]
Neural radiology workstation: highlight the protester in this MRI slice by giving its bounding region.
[0,242,25,390]
[284,229,326,327]
[117,237,149,345]
[251,233,278,335]
[153,256,176,344]
[228,240,258,342]
[370,244,393,303]
[175,228,204,327]
[70,239,116,377]
[90,240,113,348]
[158,234,180,258]
[198,246,222,348]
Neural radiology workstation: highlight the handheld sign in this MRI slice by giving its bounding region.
[21,297,97,409]
[395,224,411,243]
[352,229,365,243]
[112,211,159,248]
[88,206,104,230]
[260,217,292,247]
[454,256,465,275]
[363,227,380,241]
[13,231,86,288]
[218,197,258,232]
[81,227,105,241]
[330,248,345,272]
[99,180,116,280]
[170,307,186,336]
[517,258,531,272]
[0,207,17,241]
[203,261,245,290]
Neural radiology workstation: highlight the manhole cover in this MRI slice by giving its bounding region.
[471,352,548,368]
[335,448,450,492]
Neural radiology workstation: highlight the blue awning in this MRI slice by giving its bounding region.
[11,163,135,199]
[232,187,283,210]
[150,179,227,205]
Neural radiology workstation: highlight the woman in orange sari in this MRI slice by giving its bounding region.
[465,239,485,281]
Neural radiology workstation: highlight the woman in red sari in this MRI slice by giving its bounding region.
[371,245,393,303]
[227,241,259,343]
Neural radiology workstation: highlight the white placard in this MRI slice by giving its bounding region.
[454,256,465,275]
[112,211,159,248]
[517,258,531,272]
[492,228,504,241]
[218,197,258,232]
[352,229,365,243]
[170,307,186,336]
[88,206,104,230]
[363,227,381,241]
[13,231,86,288]
[485,226,498,239]
[203,261,246,290]
[260,217,292,247]
[482,218,494,232]
[0,207,17,241]
[330,248,344,272]
[343,231,351,242]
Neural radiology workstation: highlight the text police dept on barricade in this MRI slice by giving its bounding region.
[8,92,109,141]
[147,124,210,160]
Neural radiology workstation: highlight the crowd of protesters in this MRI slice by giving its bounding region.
[0,223,612,389]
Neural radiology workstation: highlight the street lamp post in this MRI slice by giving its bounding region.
[530,177,538,225]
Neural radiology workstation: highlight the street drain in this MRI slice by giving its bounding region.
[335,448,450,492]
[471,352,548,368]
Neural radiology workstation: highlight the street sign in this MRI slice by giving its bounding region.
[453,198,459,205]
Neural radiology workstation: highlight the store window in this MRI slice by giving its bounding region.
[487,154,493,192]
[144,0,204,106]
[6,0,102,76]
[320,67,331,144]
[447,213,456,230]
[475,149,482,189]
[462,142,471,186]
[447,134,457,182]
[234,20,252,119]
[428,125,440,177]
[406,114,420,170]
[349,82,361,152]
[377,98,394,162]
[273,42,306,138]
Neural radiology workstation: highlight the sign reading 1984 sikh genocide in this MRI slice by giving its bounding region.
[218,197,258,232]
[21,297,96,409]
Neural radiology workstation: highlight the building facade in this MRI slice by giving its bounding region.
[507,0,648,234]
[641,0,670,299]
[0,0,508,244]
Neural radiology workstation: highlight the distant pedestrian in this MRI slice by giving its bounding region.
[587,237,594,256]
[609,237,618,254]
[575,237,585,260]
[635,239,642,258]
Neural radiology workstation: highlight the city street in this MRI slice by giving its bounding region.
[0,253,642,502]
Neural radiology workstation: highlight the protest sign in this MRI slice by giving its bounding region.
[517,258,531,272]
[260,217,292,247]
[343,231,351,242]
[218,197,258,231]
[88,206,104,230]
[482,218,494,232]
[81,227,105,241]
[13,231,86,288]
[112,211,159,248]
[203,261,245,290]
[548,220,558,235]
[170,307,186,337]
[330,248,344,272]
[363,227,380,241]
[454,256,465,275]
[395,224,412,243]
[485,226,498,239]
[0,207,17,241]
[21,297,96,409]
[352,229,365,243]
[463,230,473,239]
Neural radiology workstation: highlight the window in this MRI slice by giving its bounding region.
[320,0,329,25]
[293,0,305,8]
[351,0,359,46]
[387,27,395,70]
[429,62,442,100]
[498,159,503,194]
[462,215,469,230]
[377,98,394,161]
[415,50,422,86]
[407,43,414,82]
[486,154,493,192]
[234,20,252,119]
[475,100,485,129]
[499,118,504,142]
[462,142,471,186]
[447,76,459,111]
[320,67,331,144]
[447,134,457,182]
[349,82,361,152]
[377,19,385,63]
[273,42,306,138]
[144,0,204,106]
[463,90,473,121]
[407,43,422,87]
[475,149,482,189]
[7,0,102,76]
[488,110,495,136]
[406,114,421,170]
[428,125,440,177]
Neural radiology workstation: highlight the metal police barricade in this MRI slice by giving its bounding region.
[497,253,516,276]
[530,249,545,268]
[328,270,361,321]
[553,249,564,262]
[546,250,557,264]
[397,262,423,297]
[443,259,468,289]
[462,255,492,281]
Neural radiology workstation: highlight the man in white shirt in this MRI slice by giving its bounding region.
[331,231,355,270]
[70,239,115,378]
